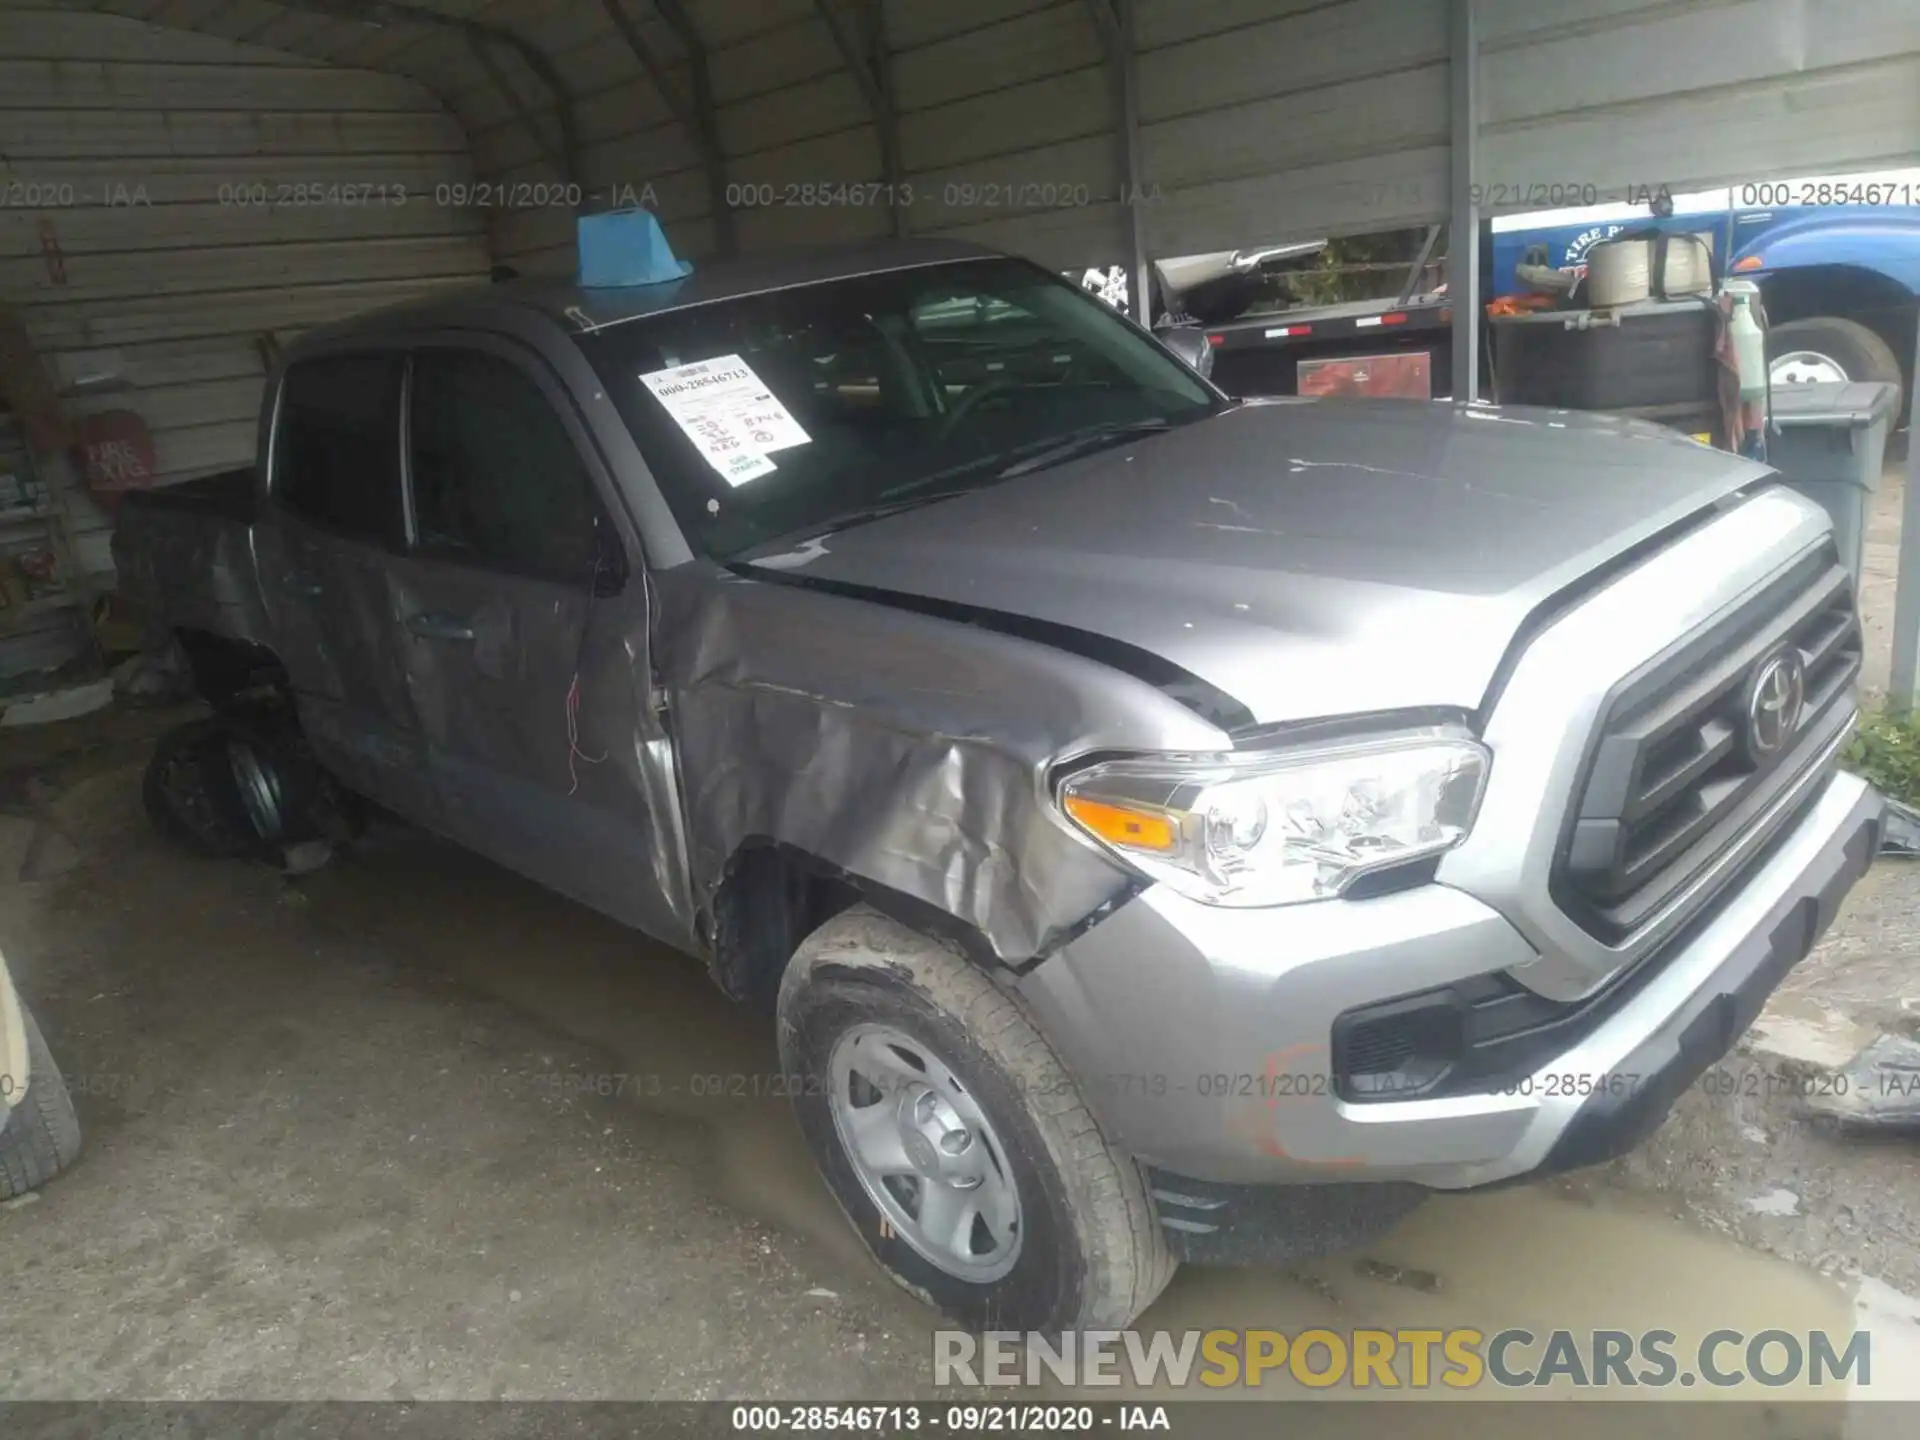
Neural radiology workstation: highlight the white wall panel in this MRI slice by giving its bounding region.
[1479,0,1920,209]
[898,68,1108,175]
[931,202,1125,272]
[0,235,484,304]
[0,7,307,61]
[907,136,1116,235]
[0,107,468,160]
[68,376,265,433]
[13,275,481,352]
[891,3,1103,111]
[0,5,488,625]
[0,58,438,111]
[1146,146,1451,258]
[720,72,868,157]
[1480,54,1920,203]
[885,0,1053,50]
[890,0,1116,263]
[1483,0,1830,124]
[1139,66,1449,194]
[729,127,879,191]
[1137,0,1447,123]
[686,0,819,47]
[1133,0,1330,50]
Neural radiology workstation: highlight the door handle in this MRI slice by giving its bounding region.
[405,612,476,642]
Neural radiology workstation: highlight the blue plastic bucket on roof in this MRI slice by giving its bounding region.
[577,208,694,288]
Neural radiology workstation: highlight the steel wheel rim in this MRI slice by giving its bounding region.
[226,739,284,841]
[827,1022,1022,1283]
[1770,349,1848,386]
[160,747,228,843]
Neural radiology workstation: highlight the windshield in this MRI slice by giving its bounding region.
[577,256,1223,561]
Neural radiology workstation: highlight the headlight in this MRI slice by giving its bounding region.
[1055,727,1489,907]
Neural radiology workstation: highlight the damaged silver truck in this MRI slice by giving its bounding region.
[114,239,1882,1332]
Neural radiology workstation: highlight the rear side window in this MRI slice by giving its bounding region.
[407,349,606,586]
[273,354,405,546]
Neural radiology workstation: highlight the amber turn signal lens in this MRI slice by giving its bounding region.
[1062,794,1179,853]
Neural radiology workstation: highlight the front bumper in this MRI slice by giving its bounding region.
[1525,773,1880,1179]
[1016,768,1881,1191]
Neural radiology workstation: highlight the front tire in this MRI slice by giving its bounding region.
[777,906,1174,1332]
[0,1003,83,1200]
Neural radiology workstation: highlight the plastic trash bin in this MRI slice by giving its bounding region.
[1766,379,1900,580]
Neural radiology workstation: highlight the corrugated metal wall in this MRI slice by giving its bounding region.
[0,5,488,675]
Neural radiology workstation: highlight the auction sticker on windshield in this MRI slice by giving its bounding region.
[641,354,810,486]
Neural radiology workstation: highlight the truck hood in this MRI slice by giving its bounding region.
[741,399,1770,729]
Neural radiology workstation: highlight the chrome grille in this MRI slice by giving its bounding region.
[1555,546,1859,942]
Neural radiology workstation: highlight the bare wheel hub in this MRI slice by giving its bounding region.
[899,1085,980,1186]
[1770,349,1848,387]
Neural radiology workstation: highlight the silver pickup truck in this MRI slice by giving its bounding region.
[114,239,1882,1333]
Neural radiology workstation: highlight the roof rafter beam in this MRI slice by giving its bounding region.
[813,0,903,236]
[1085,0,1149,322]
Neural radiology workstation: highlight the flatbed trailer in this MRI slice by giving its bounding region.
[1200,292,1456,398]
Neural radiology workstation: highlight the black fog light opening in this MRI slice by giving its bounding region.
[1331,990,1466,1102]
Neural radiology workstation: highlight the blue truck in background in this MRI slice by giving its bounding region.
[1178,168,1918,412]
[1489,169,1920,404]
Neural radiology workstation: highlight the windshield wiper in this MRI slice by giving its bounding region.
[992,417,1171,479]
[749,418,1178,552]
[761,486,988,550]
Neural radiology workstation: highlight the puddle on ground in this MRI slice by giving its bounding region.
[298,831,1883,1419]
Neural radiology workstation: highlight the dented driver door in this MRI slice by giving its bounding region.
[386,342,694,947]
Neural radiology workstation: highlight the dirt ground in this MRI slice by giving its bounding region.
[0,457,1917,1413]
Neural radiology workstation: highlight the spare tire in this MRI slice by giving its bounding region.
[0,1002,82,1200]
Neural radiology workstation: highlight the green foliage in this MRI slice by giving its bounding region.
[1845,710,1920,806]
[1282,227,1447,308]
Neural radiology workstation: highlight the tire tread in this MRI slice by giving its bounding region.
[0,1004,82,1201]
[780,906,1173,1329]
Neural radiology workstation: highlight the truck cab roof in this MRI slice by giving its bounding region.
[298,237,1007,349]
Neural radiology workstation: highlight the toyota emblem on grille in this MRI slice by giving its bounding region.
[1745,649,1806,761]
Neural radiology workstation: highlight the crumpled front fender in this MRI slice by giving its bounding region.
[654,565,1230,965]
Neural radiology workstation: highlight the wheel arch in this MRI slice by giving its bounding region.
[706,838,1010,1010]
[171,626,289,710]
[1759,263,1918,376]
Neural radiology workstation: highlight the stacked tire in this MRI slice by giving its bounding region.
[0,1003,82,1201]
